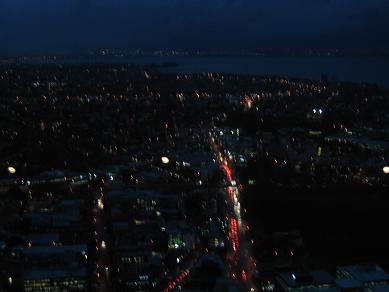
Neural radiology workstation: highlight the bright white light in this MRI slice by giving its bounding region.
[161,156,170,164]
[7,167,16,174]
[101,240,106,249]
[383,166,389,174]
[97,199,104,210]
[292,274,296,280]
[176,258,180,263]
[313,109,317,114]
[319,109,323,114]
[109,175,114,181]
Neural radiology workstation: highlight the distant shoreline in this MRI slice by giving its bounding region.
[1,55,389,88]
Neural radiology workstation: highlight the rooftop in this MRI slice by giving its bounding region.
[24,267,88,280]
[337,265,389,283]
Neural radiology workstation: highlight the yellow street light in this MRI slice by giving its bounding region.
[161,156,170,164]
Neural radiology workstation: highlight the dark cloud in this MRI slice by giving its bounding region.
[0,0,388,54]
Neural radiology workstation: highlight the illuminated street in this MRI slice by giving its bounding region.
[209,129,258,292]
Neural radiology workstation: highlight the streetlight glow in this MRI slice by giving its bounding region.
[161,156,170,164]
[383,166,389,174]
[7,166,16,174]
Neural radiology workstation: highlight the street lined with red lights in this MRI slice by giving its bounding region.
[221,163,233,183]
[229,217,239,252]
[163,256,199,292]
[209,129,257,292]
[163,270,190,292]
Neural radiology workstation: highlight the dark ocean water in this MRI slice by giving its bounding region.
[20,55,389,88]
[158,55,389,88]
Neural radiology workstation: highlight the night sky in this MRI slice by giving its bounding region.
[1,0,389,55]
